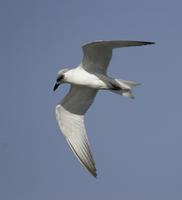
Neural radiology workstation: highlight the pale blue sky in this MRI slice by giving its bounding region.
[1,0,182,199]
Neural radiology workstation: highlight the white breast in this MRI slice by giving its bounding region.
[64,67,108,89]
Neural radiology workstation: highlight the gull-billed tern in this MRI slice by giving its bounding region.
[53,40,154,177]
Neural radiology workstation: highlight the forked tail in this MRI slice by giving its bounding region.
[111,79,140,99]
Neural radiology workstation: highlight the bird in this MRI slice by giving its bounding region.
[53,40,154,177]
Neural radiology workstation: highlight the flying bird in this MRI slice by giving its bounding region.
[53,40,154,177]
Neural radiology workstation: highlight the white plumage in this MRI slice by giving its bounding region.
[54,40,154,177]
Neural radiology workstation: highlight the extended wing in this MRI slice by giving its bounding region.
[81,40,154,74]
[55,85,98,177]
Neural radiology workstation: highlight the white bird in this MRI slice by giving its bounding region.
[53,40,154,177]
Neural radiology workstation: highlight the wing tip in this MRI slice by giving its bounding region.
[66,138,97,178]
[89,167,97,178]
[92,172,97,178]
[143,41,155,45]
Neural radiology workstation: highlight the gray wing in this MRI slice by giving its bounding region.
[81,40,154,74]
[55,85,98,177]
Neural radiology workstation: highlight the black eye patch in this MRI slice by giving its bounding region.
[56,75,64,82]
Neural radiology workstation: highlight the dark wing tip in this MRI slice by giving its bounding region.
[90,168,97,178]
[143,41,155,45]
[67,139,97,178]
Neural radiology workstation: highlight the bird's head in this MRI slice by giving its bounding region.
[53,68,69,91]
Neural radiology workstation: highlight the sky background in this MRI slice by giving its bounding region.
[1,0,182,199]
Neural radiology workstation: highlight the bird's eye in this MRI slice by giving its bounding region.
[56,75,64,82]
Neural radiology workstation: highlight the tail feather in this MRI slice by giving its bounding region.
[119,79,140,88]
[112,79,140,99]
[122,90,135,99]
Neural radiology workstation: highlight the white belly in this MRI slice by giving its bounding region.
[65,68,108,89]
